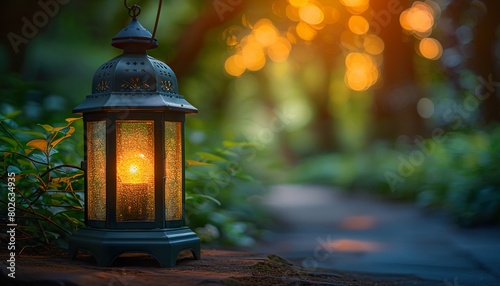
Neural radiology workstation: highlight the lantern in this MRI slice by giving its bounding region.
[68,7,200,267]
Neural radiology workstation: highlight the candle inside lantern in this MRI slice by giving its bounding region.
[116,121,155,222]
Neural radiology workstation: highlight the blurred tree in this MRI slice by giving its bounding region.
[371,0,425,140]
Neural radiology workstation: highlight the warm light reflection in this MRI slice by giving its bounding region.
[419,37,442,60]
[348,15,369,35]
[254,18,279,46]
[299,4,324,25]
[340,0,369,14]
[225,18,292,76]
[268,37,292,62]
[328,239,382,252]
[286,4,300,22]
[118,152,153,184]
[345,52,379,91]
[400,1,435,37]
[340,215,376,230]
[289,0,308,8]
[116,121,155,222]
[296,21,317,41]
[363,34,384,55]
[322,6,339,24]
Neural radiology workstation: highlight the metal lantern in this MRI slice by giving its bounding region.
[68,9,200,267]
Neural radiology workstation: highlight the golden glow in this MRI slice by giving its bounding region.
[286,4,300,22]
[116,121,155,221]
[348,15,369,35]
[224,18,293,76]
[242,42,266,71]
[340,0,369,14]
[165,122,183,221]
[299,4,324,25]
[323,6,340,24]
[289,0,309,8]
[225,54,246,77]
[363,34,384,55]
[87,121,106,221]
[401,2,435,36]
[345,52,379,91]
[296,21,317,41]
[254,18,279,46]
[118,152,153,184]
[419,37,442,60]
[268,37,292,62]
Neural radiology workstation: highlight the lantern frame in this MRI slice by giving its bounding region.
[68,13,200,268]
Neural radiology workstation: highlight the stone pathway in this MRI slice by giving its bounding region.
[254,185,500,286]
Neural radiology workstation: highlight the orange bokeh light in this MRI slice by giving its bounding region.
[401,2,435,36]
[254,18,279,47]
[268,37,292,62]
[348,15,369,35]
[345,52,379,91]
[340,0,369,14]
[289,0,309,8]
[327,239,382,252]
[419,37,442,60]
[296,21,317,41]
[363,34,384,55]
[299,4,324,25]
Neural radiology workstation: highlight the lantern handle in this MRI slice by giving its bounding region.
[149,0,163,46]
[124,0,141,18]
[123,0,162,47]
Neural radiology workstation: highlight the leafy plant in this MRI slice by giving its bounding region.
[186,141,266,246]
[0,112,84,253]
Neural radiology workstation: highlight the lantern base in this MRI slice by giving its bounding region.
[68,227,200,268]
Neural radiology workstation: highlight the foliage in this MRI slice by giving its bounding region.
[0,112,84,253]
[186,141,266,247]
[0,113,265,252]
[292,127,500,226]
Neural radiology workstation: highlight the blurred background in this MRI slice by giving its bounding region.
[1,0,500,248]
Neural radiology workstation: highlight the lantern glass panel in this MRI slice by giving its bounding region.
[87,121,107,221]
[165,121,183,221]
[116,121,155,221]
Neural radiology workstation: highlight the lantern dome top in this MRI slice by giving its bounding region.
[112,18,158,53]
[73,17,197,114]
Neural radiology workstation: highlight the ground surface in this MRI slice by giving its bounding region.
[1,249,442,286]
[254,185,500,286]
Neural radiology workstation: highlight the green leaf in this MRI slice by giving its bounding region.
[51,126,75,147]
[65,117,81,123]
[196,152,228,162]
[186,160,214,167]
[30,153,48,164]
[222,141,258,148]
[186,194,222,206]
[38,124,54,132]
[0,136,17,148]
[7,165,21,174]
